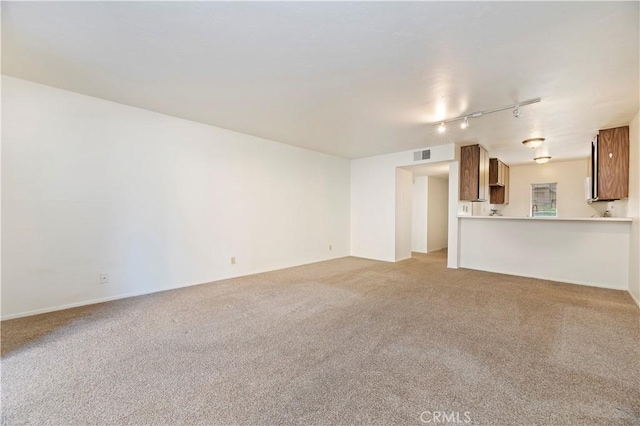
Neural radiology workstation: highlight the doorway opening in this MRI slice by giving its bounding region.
[398,162,450,258]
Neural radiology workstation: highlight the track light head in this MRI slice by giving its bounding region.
[438,122,446,133]
[513,106,521,118]
[460,117,469,129]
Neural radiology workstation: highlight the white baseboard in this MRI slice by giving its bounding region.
[395,256,412,262]
[5,256,634,320]
[427,246,448,253]
[1,254,350,321]
[1,290,165,321]
[0,279,217,321]
[459,264,627,291]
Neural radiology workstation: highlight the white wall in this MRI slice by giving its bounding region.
[498,159,600,218]
[472,201,491,217]
[628,111,640,307]
[459,217,630,290]
[395,168,413,261]
[411,176,428,253]
[351,144,456,262]
[350,157,397,262]
[447,162,460,268]
[427,177,449,252]
[1,76,351,319]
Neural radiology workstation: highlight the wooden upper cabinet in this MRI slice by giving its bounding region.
[596,126,629,200]
[504,165,510,204]
[460,144,489,201]
[489,158,510,204]
[489,158,507,186]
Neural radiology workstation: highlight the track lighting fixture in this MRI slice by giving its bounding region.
[534,156,551,164]
[430,98,540,132]
[522,138,545,149]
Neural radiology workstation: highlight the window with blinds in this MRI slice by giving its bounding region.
[531,183,557,217]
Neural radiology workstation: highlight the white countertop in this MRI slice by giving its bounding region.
[458,215,632,222]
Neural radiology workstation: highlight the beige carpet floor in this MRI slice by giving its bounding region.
[2,251,639,425]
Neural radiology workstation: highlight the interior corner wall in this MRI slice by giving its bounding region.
[628,110,640,306]
[395,168,413,261]
[411,176,428,253]
[350,144,456,262]
[427,176,449,252]
[1,76,351,319]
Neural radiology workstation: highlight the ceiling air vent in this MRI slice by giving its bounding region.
[413,149,431,161]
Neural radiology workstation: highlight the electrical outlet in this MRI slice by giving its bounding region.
[231,256,236,265]
[99,273,109,284]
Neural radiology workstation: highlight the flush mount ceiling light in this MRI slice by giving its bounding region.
[534,156,552,164]
[522,137,545,149]
[431,98,540,132]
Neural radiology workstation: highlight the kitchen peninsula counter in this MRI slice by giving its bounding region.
[458,215,632,222]
[457,215,632,289]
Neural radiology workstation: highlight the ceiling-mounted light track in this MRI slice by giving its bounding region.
[431,97,541,132]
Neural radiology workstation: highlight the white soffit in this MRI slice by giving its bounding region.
[402,162,450,178]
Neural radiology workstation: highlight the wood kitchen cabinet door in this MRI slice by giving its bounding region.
[489,158,507,186]
[460,145,479,201]
[503,164,510,204]
[598,126,629,200]
[460,144,489,201]
[489,158,500,186]
[489,158,509,204]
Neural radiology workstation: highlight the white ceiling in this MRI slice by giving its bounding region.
[2,2,638,163]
